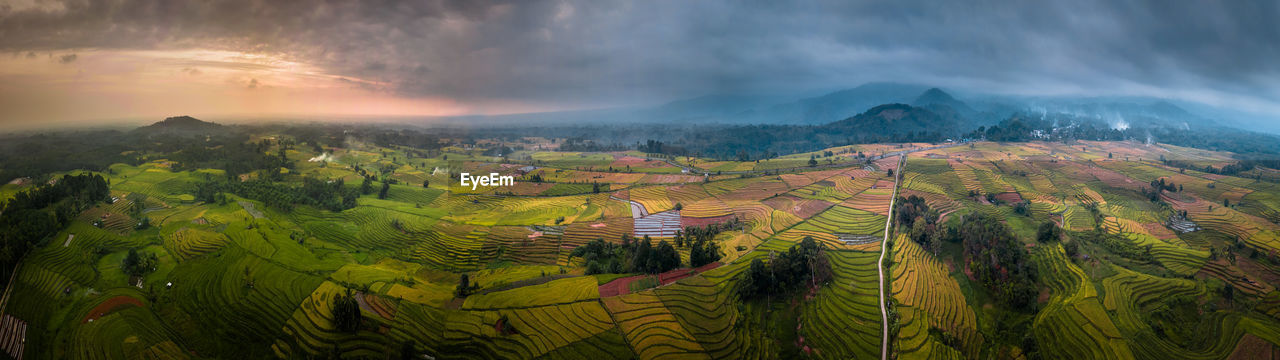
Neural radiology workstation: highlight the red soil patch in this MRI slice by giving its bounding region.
[762,196,794,211]
[682,214,736,228]
[1228,334,1280,360]
[507,182,557,196]
[641,174,705,184]
[993,192,1023,204]
[598,262,724,297]
[1085,166,1141,190]
[597,276,638,297]
[693,261,723,273]
[609,156,669,169]
[658,268,696,285]
[1236,256,1280,288]
[874,157,900,171]
[357,293,398,320]
[82,296,143,323]
[589,223,607,228]
[793,199,836,219]
[1141,222,1178,240]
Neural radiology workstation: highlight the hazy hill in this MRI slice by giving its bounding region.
[824,103,957,136]
[134,116,225,136]
[778,82,929,124]
[912,88,974,113]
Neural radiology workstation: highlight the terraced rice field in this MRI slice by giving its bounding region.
[603,291,709,359]
[164,228,229,261]
[800,250,882,359]
[891,239,981,358]
[12,140,1280,359]
[1032,245,1133,360]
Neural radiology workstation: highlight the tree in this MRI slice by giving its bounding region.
[1064,240,1079,258]
[738,258,772,298]
[1036,221,1061,242]
[400,341,417,360]
[1013,201,1030,216]
[957,214,1038,310]
[123,248,140,275]
[331,288,362,333]
[455,274,477,297]
[135,216,151,230]
[689,236,722,267]
[360,177,374,195]
[128,193,148,217]
[654,241,681,273]
[808,155,818,167]
[378,181,391,200]
[422,180,430,188]
[736,237,828,299]
[122,248,157,278]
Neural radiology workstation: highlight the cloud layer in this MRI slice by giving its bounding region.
[1,0,1279,116]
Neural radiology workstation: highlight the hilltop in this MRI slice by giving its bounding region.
[134,116,224,136]
[825,103,956,136]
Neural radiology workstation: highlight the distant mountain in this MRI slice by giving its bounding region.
[142,116,221,129]
[135,116,225,136]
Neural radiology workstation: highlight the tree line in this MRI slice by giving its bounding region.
[0,174,110,289]
[195,176,360,212]
[570,234,681,275]
[736,236,832,300]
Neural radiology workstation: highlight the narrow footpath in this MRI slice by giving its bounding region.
[878,154,905,360]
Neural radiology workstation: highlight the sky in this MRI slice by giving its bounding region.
[1,0,1279,129]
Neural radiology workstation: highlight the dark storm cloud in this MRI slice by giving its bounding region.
[1,0,1278,109]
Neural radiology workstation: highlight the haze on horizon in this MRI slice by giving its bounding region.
[1,0,1279,130]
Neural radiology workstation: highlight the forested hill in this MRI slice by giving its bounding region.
[134,116,226,137]
[823,103,958,137]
